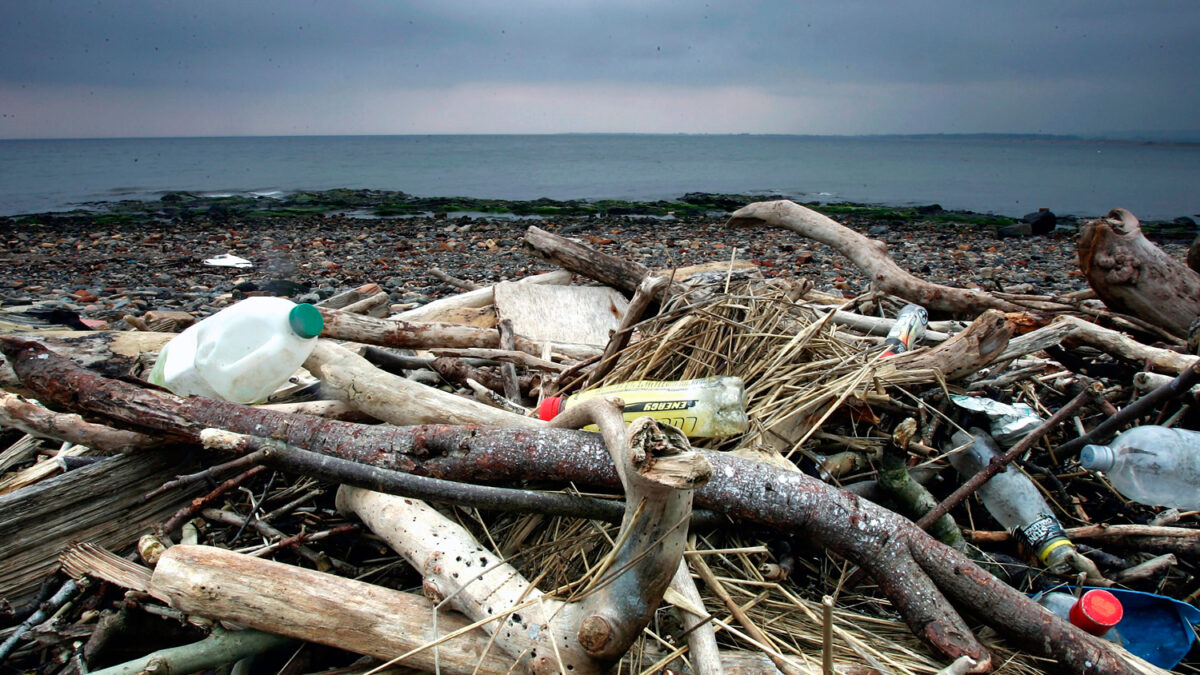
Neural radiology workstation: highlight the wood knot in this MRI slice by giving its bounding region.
[577,614,614,655]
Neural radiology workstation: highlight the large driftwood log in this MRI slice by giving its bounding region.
[0,339,1166,673]
[1078,208,1200,337]
[150,545,516,674]
[726,200,1021,315]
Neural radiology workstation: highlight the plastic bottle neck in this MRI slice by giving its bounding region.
[1079,444,1116,472]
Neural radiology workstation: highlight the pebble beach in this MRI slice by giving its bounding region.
[0,194,1193,329]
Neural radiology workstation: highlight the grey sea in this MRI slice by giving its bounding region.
[1,134,1197,220]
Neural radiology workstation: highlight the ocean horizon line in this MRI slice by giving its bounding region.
[5,130,1200,145]
[4,133,1197,221]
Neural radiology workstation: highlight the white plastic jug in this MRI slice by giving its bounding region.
[147,297,324,404]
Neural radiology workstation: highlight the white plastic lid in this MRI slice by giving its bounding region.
[1080,444,1115,472]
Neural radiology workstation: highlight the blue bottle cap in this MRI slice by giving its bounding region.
[1080,444,1115,472]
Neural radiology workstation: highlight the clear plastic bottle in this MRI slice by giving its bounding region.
[147,297,324,404]
[948,429,1077,571]
[1034,588,1123,643]
[538,376,747,438]
[1080,426,1200,510]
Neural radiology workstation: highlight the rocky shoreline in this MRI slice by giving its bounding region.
[0,191,1193,329]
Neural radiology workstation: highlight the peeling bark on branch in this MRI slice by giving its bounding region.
[726,200,1021,315]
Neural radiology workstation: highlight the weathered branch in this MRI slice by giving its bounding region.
[996,313,1199,376]
[394,269,573,322]
[523,225,655,295]
[86,626,293,675]
[318,307,597,361]
[667,559,725,675]
[149,545,517,674]
[0,330,172,394]
[338,397,710,671]
[879,309,1014,380]
[587,275,669,385]
[0,336,490,465]
[199,428,635,523]
[0,337,1156,673]
[303,339,540,428]
[0,392,160,453]
[1078,208,1200,336]
[726,200,1021,315]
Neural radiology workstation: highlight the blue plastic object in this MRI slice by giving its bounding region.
[1101,588,1200,669]
[1034,586,1200,669]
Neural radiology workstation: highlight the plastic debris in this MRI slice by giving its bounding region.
[203,253,254,268]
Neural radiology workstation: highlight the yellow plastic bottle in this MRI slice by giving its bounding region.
[538,376,747,438]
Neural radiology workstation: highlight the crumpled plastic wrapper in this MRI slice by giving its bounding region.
[950,394,1044,447]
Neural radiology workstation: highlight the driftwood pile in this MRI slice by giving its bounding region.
[1,200,1198,675]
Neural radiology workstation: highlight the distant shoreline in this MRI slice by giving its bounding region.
[3,189,1196,240]
[4,135,1196,221]
[4,132,1200,145]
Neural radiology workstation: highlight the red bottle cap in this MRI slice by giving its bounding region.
[1069,589,1123,635]
[538,396,563,421]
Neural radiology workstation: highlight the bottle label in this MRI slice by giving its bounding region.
[567,377,748,438]
[1012,515,1071,564]
[624,400,696,413]
[882,305,928,357]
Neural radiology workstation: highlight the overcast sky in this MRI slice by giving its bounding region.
[1,1,1197,139]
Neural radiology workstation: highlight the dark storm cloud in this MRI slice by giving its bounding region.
[1,1,1198,136]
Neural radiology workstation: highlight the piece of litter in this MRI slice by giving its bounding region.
[203,254,253,268]
[950,394,1043,447]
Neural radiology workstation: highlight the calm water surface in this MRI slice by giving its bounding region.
[0,134,1196,220]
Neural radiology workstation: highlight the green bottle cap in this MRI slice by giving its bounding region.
[288,303,324,339]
